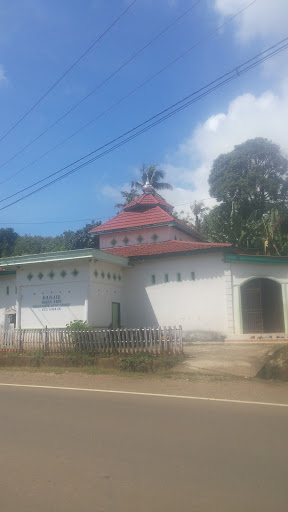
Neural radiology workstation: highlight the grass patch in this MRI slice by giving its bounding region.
[118,353,187,373]
[0,351,186,374]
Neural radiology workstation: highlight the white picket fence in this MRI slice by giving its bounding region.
[0,326,183,354]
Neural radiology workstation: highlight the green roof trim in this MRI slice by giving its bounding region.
[0,248,129,269]
[225,254,288,265]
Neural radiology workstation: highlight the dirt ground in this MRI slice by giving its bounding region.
[0,367,288,405]
[176,341,286,377]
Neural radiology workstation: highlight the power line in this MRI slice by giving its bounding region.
[0,199,213,225]
[0,0,203,173]
[1,36,287,212]
[0,0,138,145]
[0,0,256,187]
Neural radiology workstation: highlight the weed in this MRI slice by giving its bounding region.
[66,351,98,367]
[27,350,45,367]
[118,352,186,373]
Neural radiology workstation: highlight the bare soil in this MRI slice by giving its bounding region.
[0,367,288,405]
[175,341,286,377]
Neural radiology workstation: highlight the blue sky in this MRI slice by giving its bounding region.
[0,0,287,236]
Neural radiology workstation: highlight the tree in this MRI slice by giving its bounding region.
[0,228,19,257]
[131,164,173,191]
[190,200,208,231]
[203,138,288,254]
[61,221,101,250]
[115,188,139,211]
[209,138,288,220]
[10,221,101,257]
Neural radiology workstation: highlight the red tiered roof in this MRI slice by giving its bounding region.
[90,192,201,239]
[90,206,180,234]
[123,193,173,211]
[104,240,232,258]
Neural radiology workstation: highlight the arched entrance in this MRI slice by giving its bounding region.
[241,278,285,334]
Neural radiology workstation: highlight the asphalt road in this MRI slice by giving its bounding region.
[0,386,288,512]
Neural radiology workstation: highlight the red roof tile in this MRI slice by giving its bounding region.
[123,193,172,211]
[90,206,201,238]
[104,240,232,257]
[90,206,176,233]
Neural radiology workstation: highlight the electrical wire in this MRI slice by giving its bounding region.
[0,0,256,187]
[1,37,287,212]
[0,0,138,145]
[0,0,203,173]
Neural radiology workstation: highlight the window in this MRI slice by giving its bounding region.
[164,273,169,283]
[191,272,195,281]
[151,274,156,285]
[177,273,181,282]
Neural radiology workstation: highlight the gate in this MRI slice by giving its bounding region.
[241,279,263,333]
[241,278,285,334]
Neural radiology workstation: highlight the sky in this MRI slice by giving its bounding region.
[0,0,287,236]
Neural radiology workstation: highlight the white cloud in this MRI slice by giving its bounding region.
[0,65,7,84]
[161,85,288,213]
[214,0,288,42]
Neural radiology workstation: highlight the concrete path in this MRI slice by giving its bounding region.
[1,384,288,512]
[177,342,286,377]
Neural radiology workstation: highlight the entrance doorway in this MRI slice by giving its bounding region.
[241,278,284,333]
[112,302,121,329]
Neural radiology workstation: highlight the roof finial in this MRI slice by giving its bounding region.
[143,179,154,194]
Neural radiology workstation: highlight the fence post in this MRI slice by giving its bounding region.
[19,328,22,352]
[179,325,183,353]
[45,326,49,353]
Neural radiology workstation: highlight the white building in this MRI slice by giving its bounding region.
[0,182,287,338]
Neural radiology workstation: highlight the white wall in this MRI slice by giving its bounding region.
[0,274,16,329]
[99,225,195,249]
[122,252,227,335]
[16,261,89,328]
[88,261,124,327]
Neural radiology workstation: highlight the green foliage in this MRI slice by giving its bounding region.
[66,320,90,331]
[118,353,186,373]
[0,221,102,258]
[204,138,288,255]
[61,221,101,250]
[209,137,288,219]
[66,351,98,367]
[119,352,152,372]
[0,228,19,257]
[115,188,140,211]
[27,350,45,367]
[174,201,207,232]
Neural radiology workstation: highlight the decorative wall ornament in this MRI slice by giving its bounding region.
[101,270,105,279]
[27,273,33,281]
[151,233,158,242]
[136,234,144,244]
[71,269,79,277]
[38,272,44,280]
[118,274,122,281]
[60,270,67,278]
[48,271,55,280]
[107,272,111,280]
[94,270,98,278]
[123,236,129,245]
[113,273,117,281]
[111,238,117,246]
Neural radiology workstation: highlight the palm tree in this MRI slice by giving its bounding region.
[190,200,208,231]
[131,164,172,191]
[115,188,139,211]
